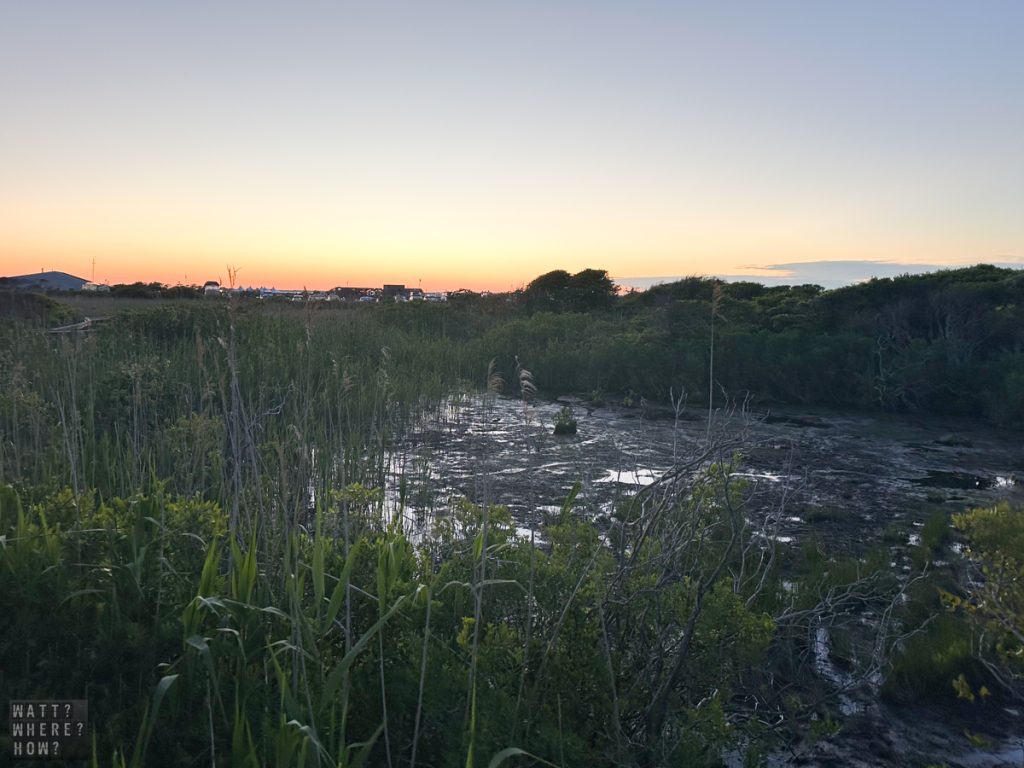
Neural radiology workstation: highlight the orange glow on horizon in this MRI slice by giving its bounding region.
[2,197,1016,292]
[2,241,1008,294]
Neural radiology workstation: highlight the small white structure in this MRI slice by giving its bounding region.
[203,281,222,297]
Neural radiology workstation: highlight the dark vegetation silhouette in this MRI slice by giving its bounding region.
[0,264,1021,765]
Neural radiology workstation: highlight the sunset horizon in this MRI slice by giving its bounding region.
[6,255,1024,294]
[3,2,1022,292]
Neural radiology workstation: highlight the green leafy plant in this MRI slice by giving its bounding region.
[553,406,577,435]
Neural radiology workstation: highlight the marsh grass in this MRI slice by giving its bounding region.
[2,294,1017,765]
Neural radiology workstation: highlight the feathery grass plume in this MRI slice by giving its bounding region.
[514,356,537,403]
[486,359,504,394]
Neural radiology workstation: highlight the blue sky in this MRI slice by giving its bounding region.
[1,1,1022,289]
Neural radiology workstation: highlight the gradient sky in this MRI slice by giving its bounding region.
[2,2,1022,290]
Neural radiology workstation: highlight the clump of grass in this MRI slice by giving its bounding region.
[921,509,952,553]
[553,406,577,435]
[882,613,984,703]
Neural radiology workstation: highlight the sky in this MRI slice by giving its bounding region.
[2,1,1022,291]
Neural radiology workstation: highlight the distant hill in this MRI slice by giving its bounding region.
[0,271,88,292]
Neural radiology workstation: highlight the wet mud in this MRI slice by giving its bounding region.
[383,394,1024,765]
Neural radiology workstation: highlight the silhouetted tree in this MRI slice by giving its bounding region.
[524,269,573,310]
[568,268,617,311]
[523,268,617,311]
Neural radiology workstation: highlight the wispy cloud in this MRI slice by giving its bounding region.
[616,259,1024,291]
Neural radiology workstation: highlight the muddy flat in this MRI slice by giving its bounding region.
[386,395,1022,546]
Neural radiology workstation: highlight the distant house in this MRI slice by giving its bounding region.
[1,271,88,292]
[334,287,370,301]
[203,281,222,297]
[82,282,111,293]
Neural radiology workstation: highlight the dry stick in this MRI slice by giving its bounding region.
[670,386,688,466]
[871,567,931,681]
[131,357,142,488]
[240,394,270,569]
[772,571,903,713]
[525,545,602,733]
[8,358,20,480]
[377,352,398,768]
[52,384,80,495]
[598,603,625,754]
[744,447,798,607]
[69,339,88,498]
[463,455,490,760]
[707,282,723,442]
[615,511,720,705]
[341,475,353,753]
[606,449,749,750]
[607,448,721,593]
[506,360,538,742]
[225,315,242,543]
[49,338,80,493]
[288,531,302,699]
[466,363,501,734]
[644,521,740,746]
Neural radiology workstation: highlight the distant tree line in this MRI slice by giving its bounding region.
[4,263,1022,425]
[499,264,1024,426]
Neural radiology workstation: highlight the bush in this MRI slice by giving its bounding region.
[883,613,984,702]
[553,406,577,435]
